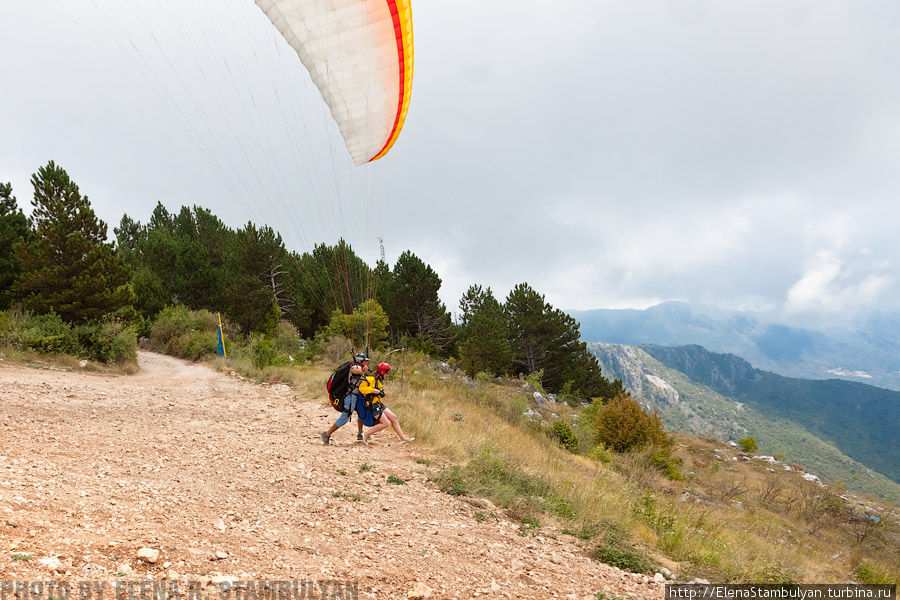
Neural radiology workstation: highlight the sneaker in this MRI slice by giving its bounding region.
[357,433,364,441]
[320,432,330,445]
[361,433,370,446]
[401,437,416,444]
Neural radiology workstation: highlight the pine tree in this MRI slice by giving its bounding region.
[0,182,31,309]
[458,285,511,376]
[505,282,622,400]
[14,161,132,322]
[381,250,454,354]
[226,222,290,334]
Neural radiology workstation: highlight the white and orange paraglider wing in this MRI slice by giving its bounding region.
[254,0,414,165]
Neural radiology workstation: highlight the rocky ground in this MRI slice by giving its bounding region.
[0,352,666,599]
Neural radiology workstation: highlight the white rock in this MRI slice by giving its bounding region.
[654,573,666,582]
[215,551,228,560]
[214,518,227,532]
[407,582,433,599]
[137,548,160,564]
[38,557,62,571]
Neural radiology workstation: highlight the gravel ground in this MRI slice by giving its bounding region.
[0,351,665,599]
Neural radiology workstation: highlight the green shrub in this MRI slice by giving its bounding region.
[0,310,135,364]
[73,321,137,363]
[149,306,218,360]
[431,447,571,521]
[648,447,684,480]
[252,336,279,369]
[550,420,578,452]
[17,312,77,354]
[589,443,613,464]
[738,437,758,452]
[855,563,893,584]
[525,369,546,394]
[271,321,304,357]
[590,529,654,574]
[594,393,669,452]
[434,465,468,496]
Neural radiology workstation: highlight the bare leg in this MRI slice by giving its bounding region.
[381,408,412,441]
[364,419,389,441]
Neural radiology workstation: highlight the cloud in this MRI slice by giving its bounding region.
[784,250,895,317]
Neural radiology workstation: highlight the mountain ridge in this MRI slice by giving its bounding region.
[589,342,900,504]
[571,301,900,390]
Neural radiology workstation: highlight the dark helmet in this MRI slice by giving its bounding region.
[376,362,391,377]
[354,352,369,364]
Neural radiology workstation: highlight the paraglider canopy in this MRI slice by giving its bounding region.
[254,0,414,165]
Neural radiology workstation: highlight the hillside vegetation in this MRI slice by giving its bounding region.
[129,313,898,584]
[641,344,900,484]
[591,343,900,504]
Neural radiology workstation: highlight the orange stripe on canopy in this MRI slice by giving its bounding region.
[369,0,414,163]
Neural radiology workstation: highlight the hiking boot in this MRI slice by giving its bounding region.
[357,433,364,441]
[320,432,330,445]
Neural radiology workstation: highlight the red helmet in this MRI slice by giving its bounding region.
[376,362,391,377]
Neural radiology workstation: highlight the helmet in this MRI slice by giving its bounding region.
[376,362,391,377]
[354,353,369,364]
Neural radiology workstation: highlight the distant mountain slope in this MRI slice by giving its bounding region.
[640,344,900,484]
[571,302,900,391]
[589,342,900,504]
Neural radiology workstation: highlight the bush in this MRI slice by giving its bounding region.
[322,300,389,350]
[0,309,136,364]
[525,369,546,394]
[549,420,578,452]
[149,306,218,360]
[855,562,893,584]
[16,312,78,354]
[589,443,613,464]
[648,447,684,480]
[74,321,137,363]
[738,437,758,452]
[252,336,278,369]
[594,393,669,452]
[272,321,304,356]
[590,529,654,574]
[431,447,571,521]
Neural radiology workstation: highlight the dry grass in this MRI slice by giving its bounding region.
[204,347,899,583]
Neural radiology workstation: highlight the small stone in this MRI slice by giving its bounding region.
[116,563,134,576]
[214,518,227,532]
[654,573,666,582]
[38,557,62,571]
[407,582,433,599]
[166,569,180,580]
[137,548,160,563]
[215,550,228,560]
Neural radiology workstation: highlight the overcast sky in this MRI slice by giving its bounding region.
[2,1,899,327]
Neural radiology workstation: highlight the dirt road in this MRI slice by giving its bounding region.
[0,352,665,599]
